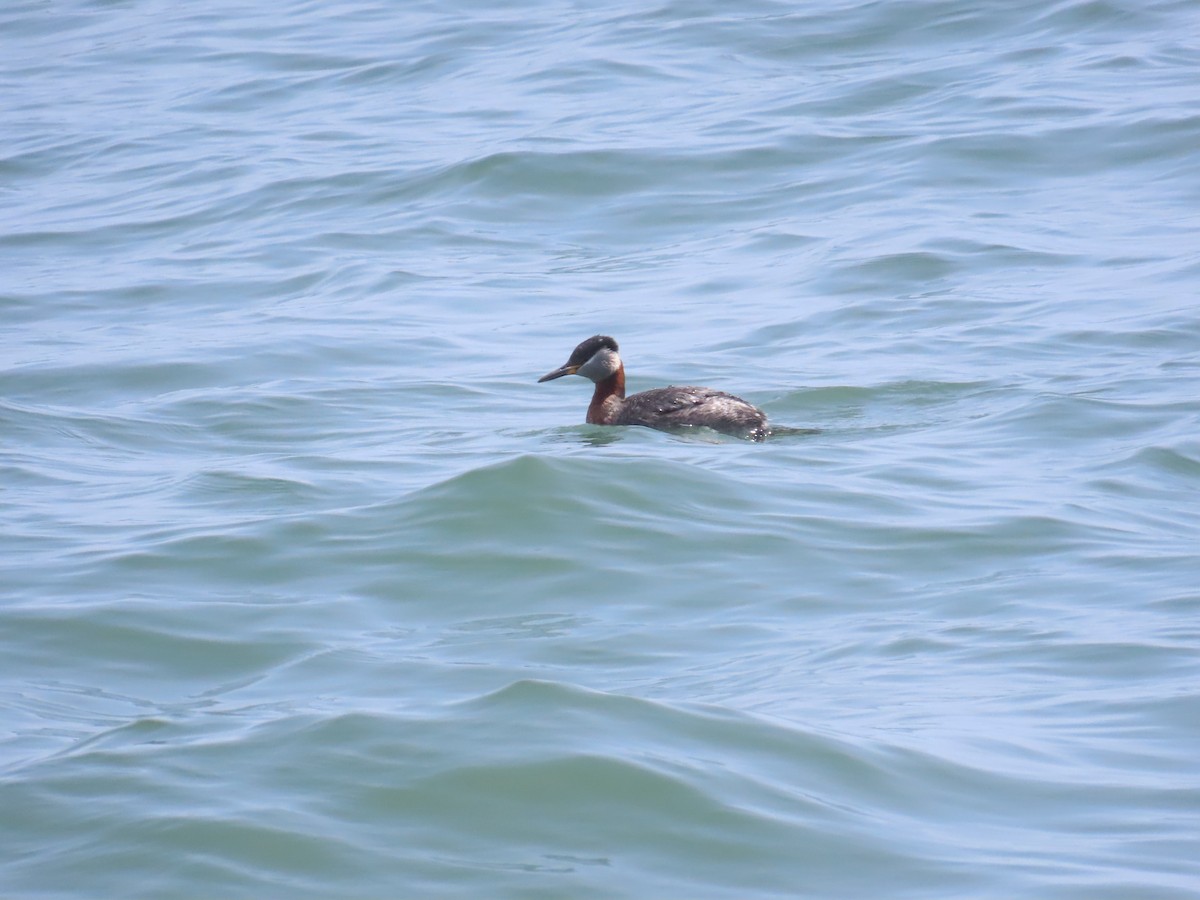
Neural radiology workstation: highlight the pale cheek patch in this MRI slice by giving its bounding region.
[577,349,617,382]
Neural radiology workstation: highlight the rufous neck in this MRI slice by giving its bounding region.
[587,363,625,424]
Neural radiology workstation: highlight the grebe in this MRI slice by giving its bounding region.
[538,335,769,440]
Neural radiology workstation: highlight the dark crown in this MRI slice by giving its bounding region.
[568,334,619,365]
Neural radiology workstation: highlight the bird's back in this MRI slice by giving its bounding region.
[615,386,768,439]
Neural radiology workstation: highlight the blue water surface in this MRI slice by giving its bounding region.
[3,1,1200,897]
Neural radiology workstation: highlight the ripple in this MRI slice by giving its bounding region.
[4,0,1200,896]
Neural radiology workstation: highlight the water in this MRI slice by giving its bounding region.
[3,0,1200,896]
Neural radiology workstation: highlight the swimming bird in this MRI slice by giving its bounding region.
[538,335,769,440]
